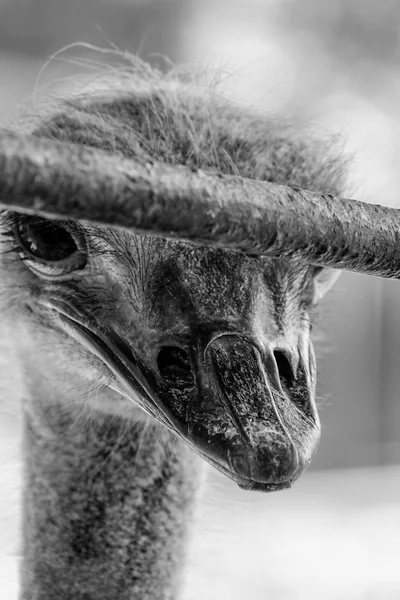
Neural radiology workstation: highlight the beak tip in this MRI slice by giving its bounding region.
[237,478,293,493]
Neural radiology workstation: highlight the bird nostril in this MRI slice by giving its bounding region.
[273,350,295,392]
[157,346,194,387]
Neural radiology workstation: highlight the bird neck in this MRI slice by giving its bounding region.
[20,399,202,600]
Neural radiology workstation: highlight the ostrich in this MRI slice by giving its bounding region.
[0,60,346,600]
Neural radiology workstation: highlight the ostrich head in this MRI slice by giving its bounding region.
[0,62,345,492]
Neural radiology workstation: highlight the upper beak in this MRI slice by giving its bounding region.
[149,333,320,491]
[45,300,321,493]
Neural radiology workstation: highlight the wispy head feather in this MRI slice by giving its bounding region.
[20,46,349,196]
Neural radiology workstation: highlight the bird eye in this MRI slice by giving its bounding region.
[14,215,86,277]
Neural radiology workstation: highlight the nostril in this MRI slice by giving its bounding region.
[273,350,295,391]
[157,346,194,387]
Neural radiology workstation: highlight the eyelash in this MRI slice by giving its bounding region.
[0,211,27,257]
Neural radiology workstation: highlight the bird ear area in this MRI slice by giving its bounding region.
[311,267,341,304]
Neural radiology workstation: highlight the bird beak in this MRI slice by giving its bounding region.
[144,333,321,492]
[47,299,320,493]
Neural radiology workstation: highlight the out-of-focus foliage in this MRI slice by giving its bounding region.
[279,0,400,68]
[0,0,187,58]
[2,0,399,94]
[275,0,400,112]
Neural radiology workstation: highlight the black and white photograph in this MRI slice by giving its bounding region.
[0,2,399,599]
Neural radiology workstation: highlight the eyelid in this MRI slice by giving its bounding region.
[22,254,87,279]
[11,214,88,278]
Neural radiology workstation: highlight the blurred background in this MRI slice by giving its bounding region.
[0,1,399,599]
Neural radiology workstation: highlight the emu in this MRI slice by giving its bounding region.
[0,60,345,600]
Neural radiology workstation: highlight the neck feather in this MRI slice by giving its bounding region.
[20,399,202,600]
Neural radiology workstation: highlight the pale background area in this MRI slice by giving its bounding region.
[0,1,399,598]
